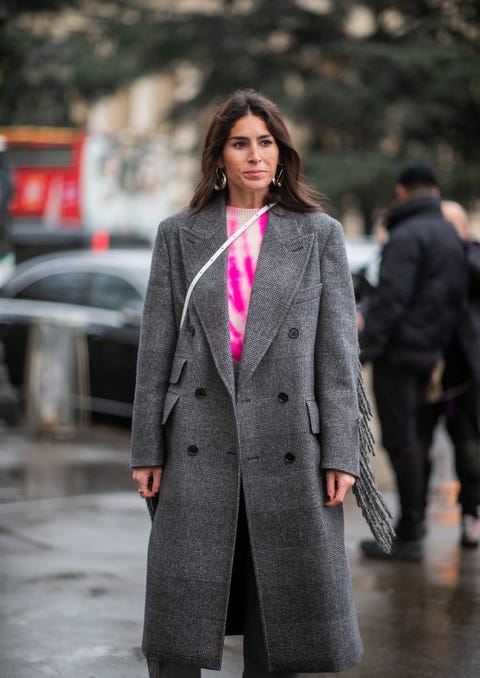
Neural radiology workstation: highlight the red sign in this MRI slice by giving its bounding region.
[0,127,85,227]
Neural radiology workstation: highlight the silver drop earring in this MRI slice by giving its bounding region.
[272,165,284,188]
[214,168,227,191]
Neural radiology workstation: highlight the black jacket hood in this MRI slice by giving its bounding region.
[385,195,442,233]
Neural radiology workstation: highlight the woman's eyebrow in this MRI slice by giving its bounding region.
[228,134,273,141]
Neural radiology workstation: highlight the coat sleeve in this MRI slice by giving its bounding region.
[467,241,480,297]
[315,219,361,476]
[359,229,421,361]
[130,226,178,468]
[313,218,394,551]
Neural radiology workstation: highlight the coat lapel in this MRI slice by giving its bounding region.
[240,207,314,383]
[179,197,235,399]
[179,200,314,396]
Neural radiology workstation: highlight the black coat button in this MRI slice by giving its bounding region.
[288,327,299,339]
[278,392,289,403]
[188,325,195,336]
[284,453,295,463]
[187,445,199,456]
[195,388,206,399]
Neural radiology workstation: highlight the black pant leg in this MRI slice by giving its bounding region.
[373,358,430,538]
[417,399,444,520]
[445,384,480,516]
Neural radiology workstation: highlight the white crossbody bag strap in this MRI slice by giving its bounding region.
[179,202,276,332]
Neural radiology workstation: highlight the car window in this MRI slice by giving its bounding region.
[14,272,91,305]
[89,273,142,311]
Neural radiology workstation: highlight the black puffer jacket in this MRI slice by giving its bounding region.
[451,240,480,383]
[360,195,466,367]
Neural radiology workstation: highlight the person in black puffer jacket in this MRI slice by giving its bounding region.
[358,161,467,561]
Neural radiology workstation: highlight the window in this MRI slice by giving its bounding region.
[9,147,73,168]
[15,272,90,305]
[89,273,142,311]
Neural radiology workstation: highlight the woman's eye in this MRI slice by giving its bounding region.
[233,141,246,148]
[261,139,273,146]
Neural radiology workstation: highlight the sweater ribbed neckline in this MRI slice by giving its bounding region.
[226,206,263,221]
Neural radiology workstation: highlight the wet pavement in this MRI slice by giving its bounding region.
[0,422,479,678]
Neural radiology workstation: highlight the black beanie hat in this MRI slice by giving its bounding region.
[396,161,439,188]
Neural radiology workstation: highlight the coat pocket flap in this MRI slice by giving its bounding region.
[162,390,180,425]
[306,399,320,434]
[169,356,187,384]
[292,283,322,305]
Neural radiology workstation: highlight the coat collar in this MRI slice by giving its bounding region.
[179,196,314,397]
[385,194,442,232]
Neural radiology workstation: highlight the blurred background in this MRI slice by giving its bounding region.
[0,0,478,436]
[1,0,479,244]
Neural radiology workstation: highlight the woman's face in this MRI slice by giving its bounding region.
[217,114,280,207]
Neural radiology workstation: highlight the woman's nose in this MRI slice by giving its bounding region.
[249,144,261,162]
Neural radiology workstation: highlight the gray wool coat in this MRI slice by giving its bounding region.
[130,196,364,673]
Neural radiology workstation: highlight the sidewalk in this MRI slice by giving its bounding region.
[0,424,479,678]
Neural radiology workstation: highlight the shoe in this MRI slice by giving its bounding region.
[360,537,423,562]
[461,515,479,549]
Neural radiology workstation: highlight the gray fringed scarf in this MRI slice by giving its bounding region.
[354,362,395,552]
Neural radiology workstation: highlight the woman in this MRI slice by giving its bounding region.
[131,89,392,677]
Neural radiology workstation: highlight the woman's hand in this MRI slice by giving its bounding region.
[133,466,163,499]
[356,310,365,333]
[324,469,356,507]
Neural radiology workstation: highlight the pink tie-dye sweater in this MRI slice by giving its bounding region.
[226,206,268,361]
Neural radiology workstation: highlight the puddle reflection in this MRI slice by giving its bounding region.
[0,427,132,502]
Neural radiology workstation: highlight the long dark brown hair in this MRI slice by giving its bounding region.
[190,89,324,213]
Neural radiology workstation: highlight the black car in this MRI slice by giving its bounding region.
[0,249,152,419]
[0,238,379,423]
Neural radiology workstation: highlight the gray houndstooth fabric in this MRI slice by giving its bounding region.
[131,195,364,672]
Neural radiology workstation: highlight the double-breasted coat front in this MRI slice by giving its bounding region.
[130,196,364,673]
